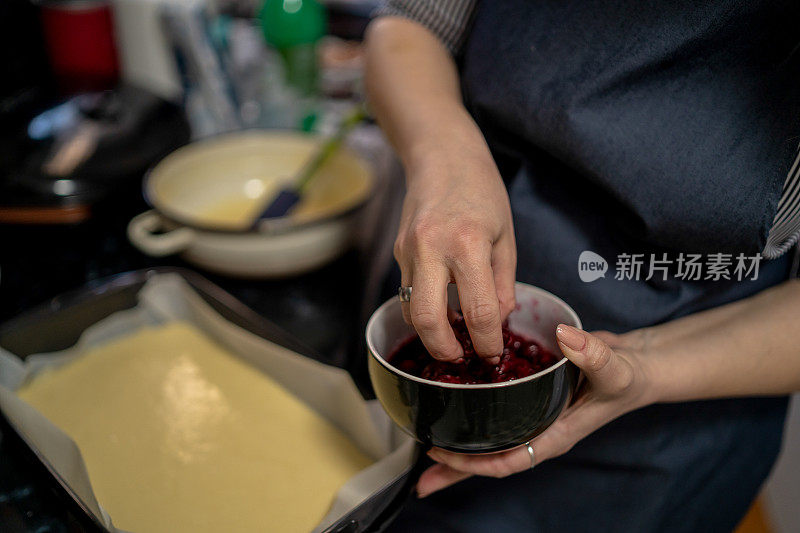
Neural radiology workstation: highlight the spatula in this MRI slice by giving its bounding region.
[253,106,366,223]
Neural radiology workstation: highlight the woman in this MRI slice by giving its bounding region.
[364,1,800,531]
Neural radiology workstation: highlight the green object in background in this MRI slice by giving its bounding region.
[260,0,326,97]
[300,109,318,132]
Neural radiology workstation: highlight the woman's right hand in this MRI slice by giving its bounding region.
[394,149,517,362]
[365,16,517,362]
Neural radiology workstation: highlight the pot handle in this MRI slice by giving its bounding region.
[127,210,195,257]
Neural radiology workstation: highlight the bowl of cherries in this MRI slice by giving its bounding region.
[366,282,581,453]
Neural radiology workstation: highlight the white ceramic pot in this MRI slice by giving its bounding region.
[127,131,374,278]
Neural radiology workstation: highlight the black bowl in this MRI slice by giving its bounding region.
[366,283,581,454]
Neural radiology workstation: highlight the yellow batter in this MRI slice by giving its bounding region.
[198,164,372,229]
[17,322,372,533]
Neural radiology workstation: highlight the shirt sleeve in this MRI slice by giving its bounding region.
[372,0,479,56]
[763,146,800,258]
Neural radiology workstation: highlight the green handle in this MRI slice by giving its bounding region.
[295,106,367,193]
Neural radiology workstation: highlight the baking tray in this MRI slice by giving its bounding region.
[0,267,422,533]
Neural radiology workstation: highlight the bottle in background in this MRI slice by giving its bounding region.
[259,0,326,99]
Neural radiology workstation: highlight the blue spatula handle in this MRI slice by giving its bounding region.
[255,106,367,223]
[258,189,302,220]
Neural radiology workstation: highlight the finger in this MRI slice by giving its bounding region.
[427,446,531,478]
[589,330,619,346]
[492,234,517,321]
[555,325,634,395]
[416,463,473,498]
[400,265,413,325]
[411,259,463,361]
[451,244,504,359]
[395,237,413,325]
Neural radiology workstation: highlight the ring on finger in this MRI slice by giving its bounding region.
[398,286,413,302]
[525,441,535,469]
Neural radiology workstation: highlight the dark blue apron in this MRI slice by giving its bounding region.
[390,1,800,531]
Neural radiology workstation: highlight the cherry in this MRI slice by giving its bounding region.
[388,315,561,385]
[523,343,539,360]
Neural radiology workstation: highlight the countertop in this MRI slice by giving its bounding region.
[0,126,405,532]
[0,253,378,532]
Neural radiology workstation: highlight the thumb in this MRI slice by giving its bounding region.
[555,324,633,395]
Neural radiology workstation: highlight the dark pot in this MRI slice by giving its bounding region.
[367,283,581,454]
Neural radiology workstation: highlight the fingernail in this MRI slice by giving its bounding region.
[488,356,500,365]
[416,487,429,498]
[556,324,586,351]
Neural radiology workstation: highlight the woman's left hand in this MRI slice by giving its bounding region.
[416,324,656,498]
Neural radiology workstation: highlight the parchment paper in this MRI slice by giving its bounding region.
[0,273,415,532]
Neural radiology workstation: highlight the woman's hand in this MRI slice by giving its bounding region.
[416,324,656,497]
[365,16,516,362]
[395,151,517,362]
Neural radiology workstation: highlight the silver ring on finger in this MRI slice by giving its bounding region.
[398,286,413,303]
[525,441,536,469]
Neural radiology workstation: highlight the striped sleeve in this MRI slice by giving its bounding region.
[372,0,478,56]
[763,146,800,258]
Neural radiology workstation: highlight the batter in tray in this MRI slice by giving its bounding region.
[18,321,372,533]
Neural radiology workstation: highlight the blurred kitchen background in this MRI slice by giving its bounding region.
[0,0,797,531]
[0,0,404,383]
